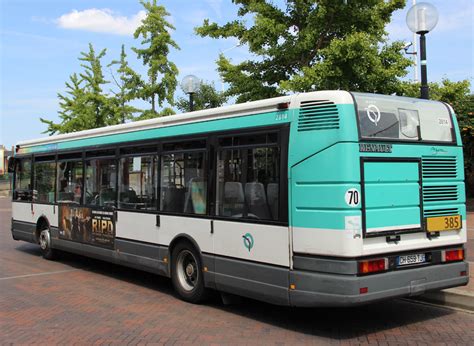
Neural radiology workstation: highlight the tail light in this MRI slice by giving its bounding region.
[442,249,464,263]
[358,258,388,275]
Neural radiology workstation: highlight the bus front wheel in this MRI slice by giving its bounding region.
[171,242,208,303]
[39,228,56,260]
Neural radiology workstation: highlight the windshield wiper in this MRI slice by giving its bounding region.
[367,121,399,137]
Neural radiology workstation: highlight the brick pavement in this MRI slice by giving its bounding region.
[1,197,473,345]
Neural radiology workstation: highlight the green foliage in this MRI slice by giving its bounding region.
[196,0,410,103]
[108,45,142,123]
[176,82,228,113]
[133,0,180,116]
[138,107,176,120]
[281,33,411,94]
[40,44,119,134]
[399,79,474,196]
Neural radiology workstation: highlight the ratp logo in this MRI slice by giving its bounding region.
[242,233,254,252]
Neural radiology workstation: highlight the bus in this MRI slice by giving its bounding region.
[9,91,469,306]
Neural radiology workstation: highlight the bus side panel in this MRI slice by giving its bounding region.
[157,215,213,254]
[213,220,289,267]
[290,143,362,257]
[12,202,57,242]
[115,211,159,244]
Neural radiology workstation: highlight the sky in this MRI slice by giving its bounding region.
[0,0,473,148]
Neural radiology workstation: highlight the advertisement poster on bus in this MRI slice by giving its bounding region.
[58,204,115,249]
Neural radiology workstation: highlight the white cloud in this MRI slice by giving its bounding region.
[56,8,146,36]
[181,9,209,26]
[204,0,223,19]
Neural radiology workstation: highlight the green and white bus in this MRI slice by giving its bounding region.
[10,91,469,306]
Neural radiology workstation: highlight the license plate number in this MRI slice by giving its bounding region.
[398,254,426,266]
[426,215,462,232]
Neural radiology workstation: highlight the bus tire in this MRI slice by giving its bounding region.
[39,227,56,260]
[171,242,208,303]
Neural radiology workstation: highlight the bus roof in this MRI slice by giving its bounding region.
[17,90,355,149]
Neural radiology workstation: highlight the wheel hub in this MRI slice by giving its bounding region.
[39,230,49,250]
[176,249,199,292]
[186,263,194,277]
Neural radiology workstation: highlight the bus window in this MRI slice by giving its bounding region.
[85,158,117,207]
[57,161,83,203]
[216,146,280,221]
[353,92,454,143]
[14,158,32,201]
[119,155,157,210]
[160,152,207,214]
[34,161,56,203]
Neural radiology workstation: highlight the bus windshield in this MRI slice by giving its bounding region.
[353,93,454,143]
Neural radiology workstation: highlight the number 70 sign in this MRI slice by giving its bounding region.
[345,188,360,207]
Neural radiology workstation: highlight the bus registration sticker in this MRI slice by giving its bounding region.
[345,188,360,207]
[426,215,462,232]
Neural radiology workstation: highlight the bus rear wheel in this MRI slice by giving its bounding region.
[39,228,56,260]
[171,242,208,303]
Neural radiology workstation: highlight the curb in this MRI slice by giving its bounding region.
[411,260,473,312]
[412,288,474,312]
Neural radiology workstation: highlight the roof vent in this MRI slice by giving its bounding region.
[298,100,339,132]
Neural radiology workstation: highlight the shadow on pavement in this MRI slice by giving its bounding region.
[14,244,454,340]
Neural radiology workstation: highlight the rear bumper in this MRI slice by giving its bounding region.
[289,261,469,307]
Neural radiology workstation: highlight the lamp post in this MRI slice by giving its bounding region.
[180,75,201,111]
[406,2,438,99]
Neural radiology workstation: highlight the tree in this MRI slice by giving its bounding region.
[196,0,410,103]
[108,45,141,123]
[40,73,88,135]
[176,82,228,113]
[133,0,180,116]
[399,79,474,196]
[79,43,114,128]
[41,44,118,134]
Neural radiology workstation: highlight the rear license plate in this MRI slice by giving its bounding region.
[397,254,426,266]
[426,215,462,232]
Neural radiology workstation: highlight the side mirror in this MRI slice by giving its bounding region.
[7,156,15,173]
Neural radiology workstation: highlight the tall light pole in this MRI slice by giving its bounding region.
[412,0,419,83]
[180,75,201,112]
[406,2,438,99]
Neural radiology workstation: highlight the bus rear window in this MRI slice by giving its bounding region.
[353,93,454,143]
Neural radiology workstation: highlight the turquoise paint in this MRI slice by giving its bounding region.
[364,162,419,183]
[288,104,358,167]
[290,141,465,230]
[364,183,420,209]
[366,207,421,230]
[23,110,293,154]
[364,161,420,229]
[290,142,361,229]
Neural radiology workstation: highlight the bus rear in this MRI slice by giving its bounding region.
[288,91,468,306]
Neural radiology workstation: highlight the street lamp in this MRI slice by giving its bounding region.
[406,2,438,99]
[180,75,201,112]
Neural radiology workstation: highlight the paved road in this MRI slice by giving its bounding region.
[1,198,473,345]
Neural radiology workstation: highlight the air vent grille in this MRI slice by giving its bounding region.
[421,157,457,179]
[424,208,459,217]
[422,185,458,202]
[298,100,339,132]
